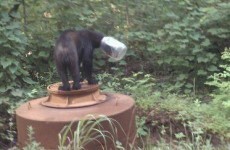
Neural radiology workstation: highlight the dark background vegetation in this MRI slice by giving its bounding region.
[0,0,229,149]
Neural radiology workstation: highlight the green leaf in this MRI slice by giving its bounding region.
[9,65,18,74]
[206,53,216,59]
[9,12,21,19]
[0,97,9,104]
[223,100,230,108]
[11,51,20,56]
[6,22,20,30]
[166,12,179,20]
[165,57,172,64]
[1,58,12,68]
[197,56,209,63]
[175,132,186,139]
[19,68,29,76]
[201,39,211,47]
[38,51,48,58]
[192,46,202,54]
[23,77,36,84]
[185,56,194,61]
[11,89,23,97]
[97,59,105,66]
[198,70,207,75]
[190,33,200,41]
[185,83,193,88]
[119,60,127,65]
[0,38,7,44]
[207,65,218,72]
[1,12,10,22]
[176,74,188,81]
[157,59,164,65]
[0,86,7,93]
[207,28,229,36]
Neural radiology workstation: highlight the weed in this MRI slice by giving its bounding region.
[58,114,126,150]
[22,126,45,150]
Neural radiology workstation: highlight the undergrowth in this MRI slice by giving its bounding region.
[98,49,230,148]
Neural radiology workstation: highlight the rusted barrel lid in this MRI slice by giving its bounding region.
[41,82,108,108]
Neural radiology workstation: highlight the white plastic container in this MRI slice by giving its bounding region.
[100,37,127,61]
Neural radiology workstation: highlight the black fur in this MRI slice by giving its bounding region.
[54,29,104,91]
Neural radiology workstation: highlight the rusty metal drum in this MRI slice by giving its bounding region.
[16,82,136,149]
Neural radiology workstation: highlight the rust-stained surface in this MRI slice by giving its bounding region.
[47,81,99,95]
[42,82,107,108]
[16,86,136,150]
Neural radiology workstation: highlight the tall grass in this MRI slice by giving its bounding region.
[58,114,125,150]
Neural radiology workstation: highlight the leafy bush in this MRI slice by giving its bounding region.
[205,48,230,137]
[206,48,230,111]
[0,1,33,145]
[0,1,30,99]
[98,71,157,109]
[126,0,230,91]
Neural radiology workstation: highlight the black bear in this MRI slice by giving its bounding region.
[54,29,127,91]
[54,29,104,91]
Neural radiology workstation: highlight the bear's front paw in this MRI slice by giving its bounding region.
[72,83,81,90]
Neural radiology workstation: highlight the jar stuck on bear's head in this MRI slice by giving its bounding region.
[100,37,127,61]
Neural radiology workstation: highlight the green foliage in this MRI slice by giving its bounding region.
[99,72,157,109]
[136,116,149,137]
[122,73,156,109]
[2,0,228,94]
[98,71,229,147]
[0,0,32,145]
[205,48,230,137]
[126,0,230,91]
[206,48,230,111]
[140,138,218,150]
[0,0,29,99]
